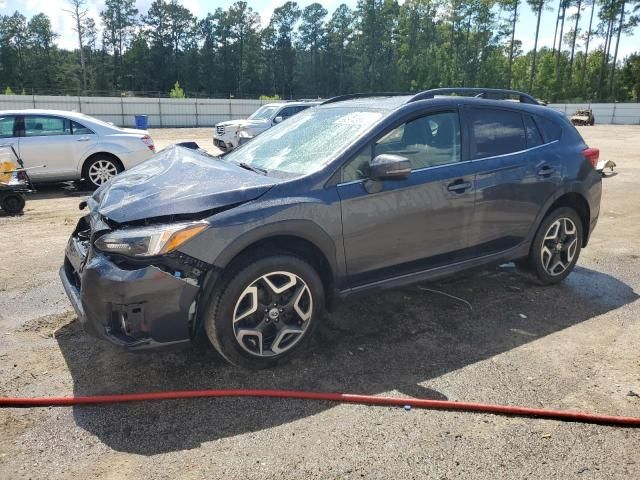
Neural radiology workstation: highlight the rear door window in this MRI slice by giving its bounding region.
[0,115,15,138]
[24,116,70,137]
[468,108,526,159]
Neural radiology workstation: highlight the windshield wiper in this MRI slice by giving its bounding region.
[238,162,268,175]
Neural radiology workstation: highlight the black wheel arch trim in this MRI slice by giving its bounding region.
[526,182,595,247]
[211,219,342,285]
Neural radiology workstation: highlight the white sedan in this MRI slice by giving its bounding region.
[0,109,155,188]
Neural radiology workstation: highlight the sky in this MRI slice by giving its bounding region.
[1,0,639,60]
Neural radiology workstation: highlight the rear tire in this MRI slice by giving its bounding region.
[204,254,325,369]
[83,155,122,189]
[0,193,25,215]
[518,207,583,285]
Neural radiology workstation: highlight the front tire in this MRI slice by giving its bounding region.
[519,207,583,285]
[204,254,325,369]
[83,155,122,189]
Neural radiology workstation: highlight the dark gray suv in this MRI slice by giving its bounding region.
[60,88,602,368]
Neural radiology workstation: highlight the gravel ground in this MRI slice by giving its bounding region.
[1,126,639,479]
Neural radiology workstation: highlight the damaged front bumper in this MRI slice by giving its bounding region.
[60,217,210,350]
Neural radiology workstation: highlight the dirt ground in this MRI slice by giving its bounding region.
[1,126,639,479]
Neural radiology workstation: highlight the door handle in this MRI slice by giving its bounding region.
[537,164,554,177]
[76,137,90,142]
[447,180,472,193]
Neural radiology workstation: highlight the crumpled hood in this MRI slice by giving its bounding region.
[91,145,277,224]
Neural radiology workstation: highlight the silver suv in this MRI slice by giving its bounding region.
[213,101,319,151]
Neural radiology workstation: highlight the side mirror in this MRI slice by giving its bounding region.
[273,116,284,124]
[368,154,411,181]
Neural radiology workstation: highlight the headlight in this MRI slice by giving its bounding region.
[95,222,207,257]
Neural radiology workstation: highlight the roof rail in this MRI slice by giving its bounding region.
[408,88,539,105]
[321,92,413,105]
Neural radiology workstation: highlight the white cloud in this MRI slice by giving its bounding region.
[21,0,105,50]
[182,0,204,18]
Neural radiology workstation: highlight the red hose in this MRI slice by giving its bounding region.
[1,389,639,426]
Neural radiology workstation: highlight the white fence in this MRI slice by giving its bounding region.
[0,95,266,128]
[0,95,639,127]
[548,103,640,125]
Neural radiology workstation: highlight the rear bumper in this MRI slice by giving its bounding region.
[60,234,199,350]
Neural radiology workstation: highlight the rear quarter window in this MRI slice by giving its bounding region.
[534,115,562,143]
[523,115,543,148]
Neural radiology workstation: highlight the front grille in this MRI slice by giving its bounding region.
[216,125,225,135]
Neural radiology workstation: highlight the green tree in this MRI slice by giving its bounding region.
[64,0,89,94]
[0,13,29,91]
[526,0,549,92]
[580,0,597,90]
[101,0,138,90]
[500,0,521,88]
[325,4,355,94]
[227,1,262,96]
[620,53,640,100]
[297,3,328,95]
[169,80,186,97]
[608,0,640,96]
[356,0,401,90]
[397,0,439,90]
[567,0,583,81]
[27,13,58,93]
[144,0,196,93]
[0,1,639,102]
[267,1,301,97]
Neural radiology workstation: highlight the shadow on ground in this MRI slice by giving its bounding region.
[56,264,637,455]
[0,183,91,217]
[27,181,94,199]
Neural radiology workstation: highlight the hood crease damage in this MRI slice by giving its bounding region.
[89,145,278,224]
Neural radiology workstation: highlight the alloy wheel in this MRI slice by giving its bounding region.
[232,271,313,357]
[88,159,118,186]
[540,217,579,276]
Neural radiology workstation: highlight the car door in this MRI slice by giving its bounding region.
[17,115,94,181]
[467,106,561,255]
[337,109,477,287]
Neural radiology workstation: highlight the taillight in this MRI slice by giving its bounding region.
[141,135,155,152]
[583,147,599,168]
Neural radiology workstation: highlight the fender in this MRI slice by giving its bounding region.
[524,180,594,246]
[74,141,133,173]
[212,218,340,278]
